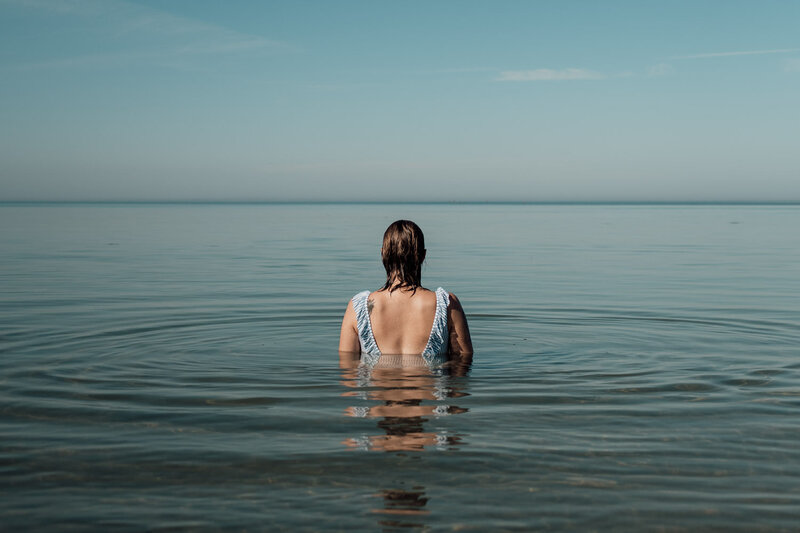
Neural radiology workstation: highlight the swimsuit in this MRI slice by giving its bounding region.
[351,287,450,368]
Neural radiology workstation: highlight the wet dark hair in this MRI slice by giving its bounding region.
[381,220,426,292]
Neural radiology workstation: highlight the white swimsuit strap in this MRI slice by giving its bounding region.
[422,287,450,358]
[351,291,381,356]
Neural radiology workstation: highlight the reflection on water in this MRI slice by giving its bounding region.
[340,354,471,452]
[372,488,430,530]
[340,355,472,529]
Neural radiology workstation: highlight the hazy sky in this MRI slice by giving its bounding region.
[1,0,799,201]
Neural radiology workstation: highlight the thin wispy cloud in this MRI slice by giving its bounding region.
[0,0,94,14]
[10,51,216,72]
[496,68,605,81]
[1,0,293,70]
[675,48,800,59]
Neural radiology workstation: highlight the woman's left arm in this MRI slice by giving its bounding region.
[339,300,361,366]
[447,293,473,359]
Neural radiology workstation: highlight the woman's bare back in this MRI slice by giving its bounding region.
[367,288,437,355]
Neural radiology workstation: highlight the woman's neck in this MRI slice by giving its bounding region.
[384,279,421,292]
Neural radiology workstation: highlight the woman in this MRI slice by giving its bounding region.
[339,220,473,367]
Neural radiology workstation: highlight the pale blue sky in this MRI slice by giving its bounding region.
[1,0,799,201]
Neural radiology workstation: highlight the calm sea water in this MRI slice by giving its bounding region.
[1,203,799,531]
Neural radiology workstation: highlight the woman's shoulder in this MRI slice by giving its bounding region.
[445,291,465,312]
[349,290,373,306]
[347,291,371,315]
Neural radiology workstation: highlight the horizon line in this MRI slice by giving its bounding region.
[2,200,800,206]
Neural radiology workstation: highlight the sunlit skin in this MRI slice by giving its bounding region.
[339,281,473,364]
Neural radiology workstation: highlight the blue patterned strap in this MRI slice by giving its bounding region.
[423,288,450,357]
[351,290,381,356]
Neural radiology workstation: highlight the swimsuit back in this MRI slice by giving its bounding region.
[351,287,450,367]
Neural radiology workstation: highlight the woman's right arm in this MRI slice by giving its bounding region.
[339,300,361,367]
[447,293,473,360]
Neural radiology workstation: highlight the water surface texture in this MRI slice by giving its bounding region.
[2,203,799,531]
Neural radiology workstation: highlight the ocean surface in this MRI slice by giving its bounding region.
[1,203,799,531]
